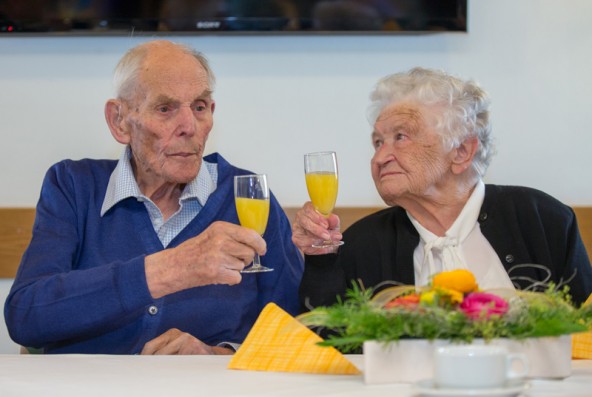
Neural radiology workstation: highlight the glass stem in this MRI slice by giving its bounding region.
[252,253,262,269]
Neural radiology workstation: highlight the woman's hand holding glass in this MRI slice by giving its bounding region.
[291,201,343,255]
[291,151,344,254]
[303,151,344,249]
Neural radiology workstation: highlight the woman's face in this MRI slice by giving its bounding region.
[370,101,454,206]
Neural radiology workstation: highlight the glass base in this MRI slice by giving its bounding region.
[311,240,345,249]
[241,265,274,273]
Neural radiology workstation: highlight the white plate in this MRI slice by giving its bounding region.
[412,379,530,397]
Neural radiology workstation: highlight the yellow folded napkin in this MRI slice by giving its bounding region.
[228,303,360,375]
[572,332,592,359]
[572,293,592,359]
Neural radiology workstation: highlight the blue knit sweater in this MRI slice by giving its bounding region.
[4,153,303,354]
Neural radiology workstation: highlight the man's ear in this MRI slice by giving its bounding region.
[105,99,130,144]
[451,136,479,175]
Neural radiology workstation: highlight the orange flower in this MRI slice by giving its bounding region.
[432,269,478,294]
[384,293,421,309]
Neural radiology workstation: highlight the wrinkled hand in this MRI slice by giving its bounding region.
[145,221,266,298]
[141,328,234,355]
[291,202,342,255]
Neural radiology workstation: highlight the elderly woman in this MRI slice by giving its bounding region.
[293,67,592,308]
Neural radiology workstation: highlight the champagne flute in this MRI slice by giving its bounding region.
[234,174,273,273]
[304,151,344,248]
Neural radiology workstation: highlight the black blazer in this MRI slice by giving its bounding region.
[299,184,592,309]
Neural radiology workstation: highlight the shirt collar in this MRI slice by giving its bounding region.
[408,179,485,284]
[100,146,215,216]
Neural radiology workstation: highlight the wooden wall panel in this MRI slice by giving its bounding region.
[1,206,590,279]
[0,208,35,278]
[574,207,592,261]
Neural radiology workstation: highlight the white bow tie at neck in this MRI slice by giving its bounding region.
[422,236,469,277]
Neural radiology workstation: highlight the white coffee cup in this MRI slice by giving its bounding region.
[434,345,529,389]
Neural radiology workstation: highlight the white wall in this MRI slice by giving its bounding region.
[1,0,592,209]
[0,279,20,353]
[1,0,591,353]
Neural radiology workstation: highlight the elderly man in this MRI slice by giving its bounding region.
[293,67,591,308]
[5,40,303,354]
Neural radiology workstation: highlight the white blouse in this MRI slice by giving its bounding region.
[409,180,515,291]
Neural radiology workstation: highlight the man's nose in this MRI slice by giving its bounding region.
[175,105,197,136]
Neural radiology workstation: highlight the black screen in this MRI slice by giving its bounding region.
[0,0,467,35]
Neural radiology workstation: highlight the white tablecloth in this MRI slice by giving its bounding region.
[0,354,590,397]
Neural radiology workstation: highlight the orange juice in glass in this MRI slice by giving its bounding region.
[305,172,338,216]
[304,151,344,248]
[235,197,269,236]
[234,174,273,273]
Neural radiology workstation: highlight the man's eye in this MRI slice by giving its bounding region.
[157,106,170,113]
[193,101,208,112]
[395,133,407,141]
[373,139,383,149]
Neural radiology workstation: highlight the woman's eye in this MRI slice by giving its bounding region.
[194,105,206,112]
[395,133,407,141]
[373,139,383,149]
[157,106,170,113]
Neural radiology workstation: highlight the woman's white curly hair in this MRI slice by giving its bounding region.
[367,67,495,178]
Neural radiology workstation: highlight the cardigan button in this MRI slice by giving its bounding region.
[505,254,515,264]
[478,212,488,222]
[148,305,158,315]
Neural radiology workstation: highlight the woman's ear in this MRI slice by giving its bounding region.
[105,99,130,144]
[451,136,479,175]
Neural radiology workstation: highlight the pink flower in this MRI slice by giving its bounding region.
[460,292,509,319]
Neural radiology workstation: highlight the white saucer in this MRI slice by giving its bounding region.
[412,379,530,397]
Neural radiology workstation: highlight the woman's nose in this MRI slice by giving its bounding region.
[372,144,395,166]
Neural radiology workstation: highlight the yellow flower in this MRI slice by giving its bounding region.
[420,290,437,305]
[436,287,464,305]
[420,287,463,306]
[432,269,478,294]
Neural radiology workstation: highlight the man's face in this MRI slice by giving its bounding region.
[121,49,215,189]
[370,101,453,206]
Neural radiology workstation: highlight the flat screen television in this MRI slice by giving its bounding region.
[0,0,467,35]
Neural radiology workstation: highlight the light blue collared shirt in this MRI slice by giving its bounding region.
[101,147,218,247]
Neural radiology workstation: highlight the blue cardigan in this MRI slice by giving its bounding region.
[4,153,303,354]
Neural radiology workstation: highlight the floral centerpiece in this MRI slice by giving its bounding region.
[298,269,592,383]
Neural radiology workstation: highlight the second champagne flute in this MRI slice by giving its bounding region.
[234,174,273,273]
[304,151,344,248]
